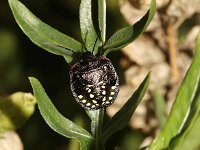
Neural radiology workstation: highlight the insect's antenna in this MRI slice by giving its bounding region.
[92,38,99,55]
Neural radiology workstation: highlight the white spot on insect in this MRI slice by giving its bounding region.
[102,90,106,95]
[110,92,115,95]
[92,105,96,108]
[102,102,106,105]
[86,87,89,90]
[111,86,116,90]
[106,101,110,104]
[96,104,99,106]
[102,97,106,101]
[109,97,112,100]
[78,95,83,99]
[101,85,106,89]
[97,81,104,85]
[82,100,87,103]
[87,84,93,87]
[92,100,97,104]
[86,103,91,106]
[90,94,94,98]
[87,89,92,93]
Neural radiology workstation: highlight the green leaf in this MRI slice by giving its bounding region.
[79,0,101,55]
[0,92,36,133]
[177,111,200,150]
[153,89,167,129]
[29,77,93,147]
[168,83,200,150]
[8,0,83,64]
[98,0,106,43]
[68,116,90,150]
[86,110,99,136]
[103,0,156,55]
[86,110,97,122]
[86,109,105,150]
[101,73,150,143]
[149,33,200,149]
[93,109,105,150]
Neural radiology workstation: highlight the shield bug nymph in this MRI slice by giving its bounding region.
[69,52,119,110]
[59,44,119,110]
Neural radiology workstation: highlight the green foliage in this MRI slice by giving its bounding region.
[101,73,150,144]
[8,0,83,64]
[149,33,200,150]
[29,77,93,150]
[8,0,200,149]
[98,0,106,43]
[79,0,101,55]
[29,74,150,150]
[8,0,156,62]
[0,92,36,133]
[103,0,156,55]
[17,0,200,149]
[169,93,200,150]
[153,89,167,129]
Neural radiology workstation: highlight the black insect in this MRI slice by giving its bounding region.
[70,52,119,110]
[59,43,119,110]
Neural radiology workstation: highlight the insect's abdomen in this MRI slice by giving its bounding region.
[70,56,119,110]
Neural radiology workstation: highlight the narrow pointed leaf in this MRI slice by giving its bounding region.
[103,0,156,55]
[86,110,97,121]
[149,33,200,149]
[101,73,150,143]
[153,89,167,129]
[98,0,106,43]
[86,110,100,136]
[29,77,93,144]
[79,0,101,54]
[8,0,83,64]
[174,111,200,150]
[169,83,200,150]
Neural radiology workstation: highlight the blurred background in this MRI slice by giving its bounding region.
[1,0,200,150]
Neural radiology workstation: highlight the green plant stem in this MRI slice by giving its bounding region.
[94,108,104,150]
